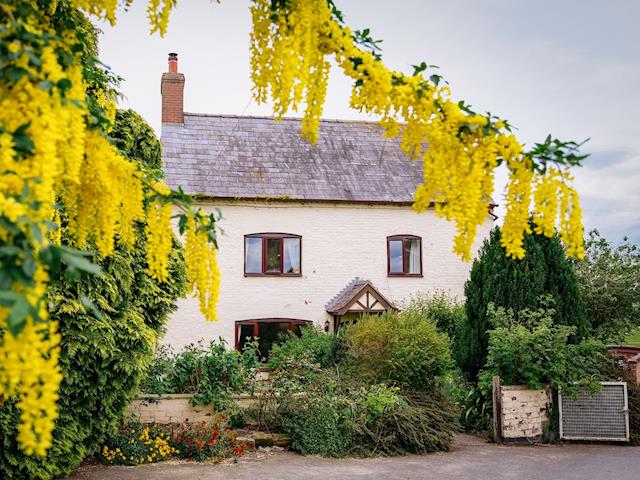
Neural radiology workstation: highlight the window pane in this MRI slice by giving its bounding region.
[238,324,255,351]
[292,322,305,336]
[258,322,290,357]
[389,240,403,273]
[265,238,281,272]
[245,237,262,273]
[283,237,301,274]
[405,238,421,274]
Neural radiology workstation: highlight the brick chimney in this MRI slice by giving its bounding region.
[161,52,185,124]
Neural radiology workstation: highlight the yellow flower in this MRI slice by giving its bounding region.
[249,0,585,261]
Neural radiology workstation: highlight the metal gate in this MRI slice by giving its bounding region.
[559,382,629,441]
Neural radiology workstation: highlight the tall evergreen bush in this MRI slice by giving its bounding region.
[458,227,587,380]
[0,110,187,480]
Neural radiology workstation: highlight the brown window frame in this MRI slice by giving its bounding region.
[234,318,312,350]
[244,233,302,277]
[387,234,423,277]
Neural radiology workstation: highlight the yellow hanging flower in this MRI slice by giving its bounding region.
[145,181,174,281]
[249,0,585,260]
[185,213,221,322]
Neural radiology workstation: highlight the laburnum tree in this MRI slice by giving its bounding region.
[0,107,188,480]
[1,0,589,456]
[0,1,221,457]
[458,227,588,380]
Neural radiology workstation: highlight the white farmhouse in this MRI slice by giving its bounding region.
[160,53,494,354]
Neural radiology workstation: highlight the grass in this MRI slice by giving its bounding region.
[625,329,640,347]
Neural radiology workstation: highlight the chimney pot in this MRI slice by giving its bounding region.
[168,52,178,73]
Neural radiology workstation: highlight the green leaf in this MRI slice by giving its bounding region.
[57,78,72,92]
[177,214,188,235]
[39,80,54,91]
[14,122,31,136]
[12,132,35,155]
[21,254,36,277]
[61,251,102,276]
[0,245,21,257]
[0,290,23,308]
[80,295,106,321]
[7,296,29,336]
[6,66,29,84]
[30,223,43,243]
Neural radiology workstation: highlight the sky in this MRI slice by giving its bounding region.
[97,0,640,243]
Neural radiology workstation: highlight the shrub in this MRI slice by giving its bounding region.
[278,382,456,456]
[574,230,640,343]
[268,325,342,370]
[173,419,249,461]
[458,384,493,432]
[348,392,456,455]
[599,356,640,445]
[140,338,259,410]
[343,310,452,391]
[0,239,186,480]
[402,291,465,343]
[460,227,588,380]
[438,368,492,432]
[0,109,187,480]
[138,344,175,395]
[248,354,323,430]
[281,394,351,456]
[249,356,456,456]
[628,377,640,445]
[478,299,609,396]
[101,424,178,466]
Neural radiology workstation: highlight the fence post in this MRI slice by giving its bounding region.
[492,375,502,443]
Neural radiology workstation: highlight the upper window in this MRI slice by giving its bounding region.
[244,234,301,276]
[387,235,422,276]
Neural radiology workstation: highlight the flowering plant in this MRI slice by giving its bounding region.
[173,419,249,462]
[0,0,221,456]
[1,0,589,457]
[101,424,178,466]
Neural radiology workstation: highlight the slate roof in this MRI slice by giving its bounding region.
[162,113,422,203]
[325,277,395,315]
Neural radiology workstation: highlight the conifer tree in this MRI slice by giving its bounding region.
[0,110,187,480]
[457,227,587,380]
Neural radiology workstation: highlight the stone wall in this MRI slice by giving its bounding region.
[499,385,550,441]
[127,394,255,424]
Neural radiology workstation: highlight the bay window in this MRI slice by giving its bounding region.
[387,235,422,276]
[244,233,301,276]
[235,318,311,354]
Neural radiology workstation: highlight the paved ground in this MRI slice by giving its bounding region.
[69,434,640,480]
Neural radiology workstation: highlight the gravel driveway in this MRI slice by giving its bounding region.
[69,434,640,480]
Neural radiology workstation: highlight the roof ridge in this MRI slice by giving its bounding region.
[182,112,384,126]
[325,277,363,310]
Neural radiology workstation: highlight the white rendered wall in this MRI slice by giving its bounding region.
[162,200,494,350]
